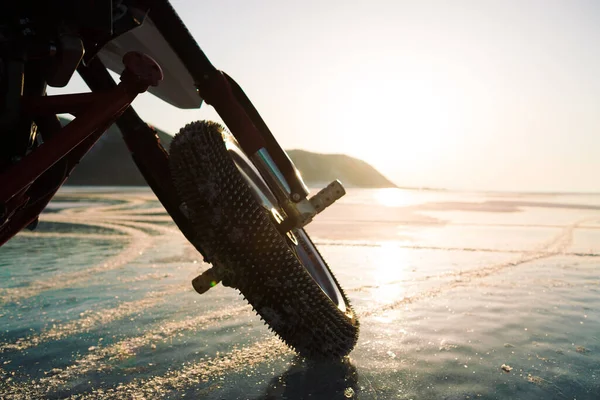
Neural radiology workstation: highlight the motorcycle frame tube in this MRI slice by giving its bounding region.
[77,58,209,260]
[0,84,139,205]
[147,0,310,200]
[0,78,145,246]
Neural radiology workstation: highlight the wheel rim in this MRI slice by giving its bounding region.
[224,133,347,313]
[291,229,346,313]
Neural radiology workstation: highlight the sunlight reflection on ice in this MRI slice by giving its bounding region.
[3,189,600,399]
[371,243,409,304]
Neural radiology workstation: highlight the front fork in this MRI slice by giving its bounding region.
[196,70,346,234]
[250,149,346,231]
[191,72,346,295]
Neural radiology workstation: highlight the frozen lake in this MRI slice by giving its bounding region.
[1,187,600,399]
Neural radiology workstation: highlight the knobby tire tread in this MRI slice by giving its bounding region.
[169,121,359,359]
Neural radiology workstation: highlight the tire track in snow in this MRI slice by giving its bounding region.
[357,218,591,317]
[0,285,188,353]
[316,240,599,258]
[1,322,286,400]
[0,215,186,304]
[0,220,152,305]
[15,232,123,240]
[0,305,251,398]
[72,337,291,400]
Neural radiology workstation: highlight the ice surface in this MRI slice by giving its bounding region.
[1,188,600,399]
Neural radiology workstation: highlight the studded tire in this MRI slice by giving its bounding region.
[169,121,359,359]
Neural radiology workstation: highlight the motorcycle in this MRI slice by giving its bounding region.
[0,0,359,359]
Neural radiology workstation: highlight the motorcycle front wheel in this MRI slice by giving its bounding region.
[169,121,359,359]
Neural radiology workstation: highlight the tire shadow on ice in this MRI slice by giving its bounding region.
[257,357,360,400]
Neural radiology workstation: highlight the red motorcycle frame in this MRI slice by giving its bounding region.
[0,0,308,250]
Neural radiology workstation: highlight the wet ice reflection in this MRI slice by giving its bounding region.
[370,243,410,304]
[1,188,600,399]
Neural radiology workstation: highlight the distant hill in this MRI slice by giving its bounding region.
[286,149,396,188]
[63,118,173,186]
[63,119,396,188]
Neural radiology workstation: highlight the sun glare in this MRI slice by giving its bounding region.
[322,68,466,190]
[374,188,415,208]
[372,243,410,305]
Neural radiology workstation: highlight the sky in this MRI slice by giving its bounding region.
[53,0,600,192]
